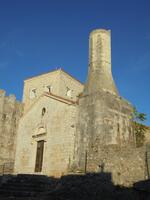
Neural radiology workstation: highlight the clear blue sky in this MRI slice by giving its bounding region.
[0,0,150,124]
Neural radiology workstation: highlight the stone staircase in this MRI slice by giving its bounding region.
[0,174,56,199]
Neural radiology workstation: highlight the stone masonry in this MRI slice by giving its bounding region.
[72,29,146,186]
[0,90,23,170]
[0,29,149,186]
[23,69,82,113]
[14,70,83,177]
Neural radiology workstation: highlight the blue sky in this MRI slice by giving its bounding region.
[0,0,150,124]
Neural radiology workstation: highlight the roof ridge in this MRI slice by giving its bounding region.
[24,68,84,85]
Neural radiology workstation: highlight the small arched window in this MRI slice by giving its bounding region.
[42,107,46,116]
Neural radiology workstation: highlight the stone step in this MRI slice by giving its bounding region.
[0,182,51,194]
[0,174,54,198]
[17,174,50,181]
[1,181,49,187]
[0,189,40,197]
[0,185,46,192]
[1,182,53,188]
[0,198,39,200]
[7,176,53,185]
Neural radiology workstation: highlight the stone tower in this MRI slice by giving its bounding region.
[74,29,135,171]
[85,29,118,95]
[0,90,23,168]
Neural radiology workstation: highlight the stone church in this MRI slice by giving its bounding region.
[0,29,149,186]
[14,69,83,177]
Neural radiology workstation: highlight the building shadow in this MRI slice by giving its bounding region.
[0,173,150,200]
[43,172,150,200]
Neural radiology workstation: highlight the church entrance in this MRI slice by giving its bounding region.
[35,140,44,172]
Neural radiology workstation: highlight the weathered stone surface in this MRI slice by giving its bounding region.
[144,127,150,144]
[23,69,83,113]
[0,29,149,188]
[86,146,145,186]
[71,29,146,186]
[0,90,23,168]
[74,29,135,169]
[14,71,83,177]
[74,91,135,168]
[85,29,118,95]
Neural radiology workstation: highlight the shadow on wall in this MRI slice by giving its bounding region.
[0,172,150,199]
[43,173,150,200]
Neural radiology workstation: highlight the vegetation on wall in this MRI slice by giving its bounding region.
[132,107,147,147]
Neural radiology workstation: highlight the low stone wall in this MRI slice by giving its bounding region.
[85,145,146,186]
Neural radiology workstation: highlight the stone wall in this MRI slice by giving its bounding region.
[86,145,146,186]
[71,90,146,187]
[74,90,135,171]
[0,89,23,167]
[145,127,150,144]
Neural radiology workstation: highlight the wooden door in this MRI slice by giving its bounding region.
[35,140,44,172]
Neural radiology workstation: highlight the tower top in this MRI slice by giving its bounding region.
[90,29,111,36]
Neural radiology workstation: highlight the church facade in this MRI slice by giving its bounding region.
[14,69,83,176]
